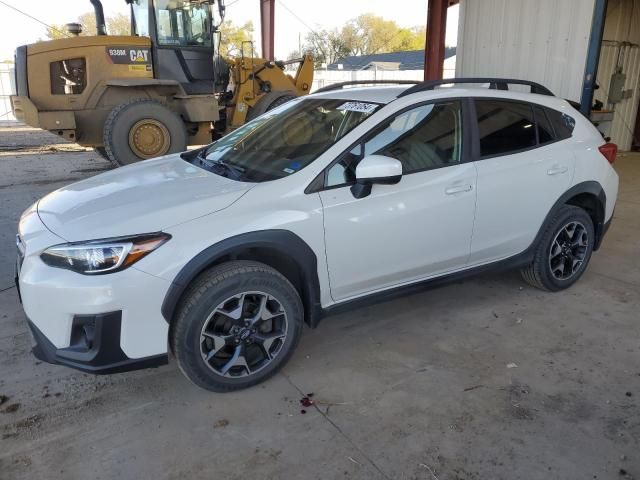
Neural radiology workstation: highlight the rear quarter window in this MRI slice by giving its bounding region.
[545,108,575,140]
[533,105,555,145]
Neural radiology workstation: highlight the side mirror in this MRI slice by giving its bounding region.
[350,155,402,199]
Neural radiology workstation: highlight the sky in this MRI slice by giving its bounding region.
[0,0,459,62]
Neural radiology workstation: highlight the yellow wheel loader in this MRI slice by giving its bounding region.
[10,0,313,165]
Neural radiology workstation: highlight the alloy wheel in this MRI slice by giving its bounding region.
[548,221,589,280]
[200,291,288,378]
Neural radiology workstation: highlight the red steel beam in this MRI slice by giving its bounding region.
[260,0,275,60]
[424,0,449,80]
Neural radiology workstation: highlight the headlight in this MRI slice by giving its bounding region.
[40,233,171,275]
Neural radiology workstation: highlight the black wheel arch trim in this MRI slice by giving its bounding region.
[538,180,607,251]
[161,230,323,327]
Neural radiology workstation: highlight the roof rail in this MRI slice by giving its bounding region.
[397,78,555,98]
[315,80,421,94]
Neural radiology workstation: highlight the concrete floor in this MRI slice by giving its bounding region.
[0,125,638,480]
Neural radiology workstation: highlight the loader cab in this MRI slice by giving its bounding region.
[129,0,218,93]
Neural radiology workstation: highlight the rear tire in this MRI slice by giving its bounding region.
[103,98,187,166]
[171,261,304,392]
[520,205,594,291]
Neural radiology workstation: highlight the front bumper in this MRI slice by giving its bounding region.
[27,312,167,374]
[17,206,172,371]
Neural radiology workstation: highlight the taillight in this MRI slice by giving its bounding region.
[599,143,618,164]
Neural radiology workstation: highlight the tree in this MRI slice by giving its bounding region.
[217,20,255,57]
[45,11,131,39]
[299,14,427,68]
[104,13,131,36]
[298,28,350,67]
[44,24,71,40]
[392,26,427,52]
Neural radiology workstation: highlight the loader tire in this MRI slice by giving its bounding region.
[246,92,297,122]
[94,147,109,161]
[103,99,187,166]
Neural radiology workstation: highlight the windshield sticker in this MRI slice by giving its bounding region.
[337,102,378,114]
[283,161,301,175]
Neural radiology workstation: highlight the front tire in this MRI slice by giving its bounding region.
[103,99,187,166]
[171,261,304,392]
[521,205,594,291]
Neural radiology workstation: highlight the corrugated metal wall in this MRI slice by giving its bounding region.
[456,0,595,102]
[594,0,640,150]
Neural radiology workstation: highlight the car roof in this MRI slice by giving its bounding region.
[309,84,574,114]
[309,86,410,104]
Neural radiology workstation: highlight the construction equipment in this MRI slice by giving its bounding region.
[10,0,313,165]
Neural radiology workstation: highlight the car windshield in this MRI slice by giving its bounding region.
[191,97,382,182]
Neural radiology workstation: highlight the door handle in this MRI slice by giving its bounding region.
[547,165,568,175]
[445,184,473,195]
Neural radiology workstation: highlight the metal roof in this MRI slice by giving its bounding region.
[327,48,456,71]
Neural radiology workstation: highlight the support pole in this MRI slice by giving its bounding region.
[580,0,608,116]
[424,0,448,81]
[260,0,275,60]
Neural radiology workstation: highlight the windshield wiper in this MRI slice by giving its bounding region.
[197,154,246,180]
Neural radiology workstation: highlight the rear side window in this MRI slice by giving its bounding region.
[545,108,575,140]
[475,100,536,157]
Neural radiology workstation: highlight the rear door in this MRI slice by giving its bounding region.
[469,99,576,265]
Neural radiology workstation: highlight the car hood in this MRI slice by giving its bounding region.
[37,154,253,241]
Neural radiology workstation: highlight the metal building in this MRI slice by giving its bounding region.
[456,0,639,151]
[595,0,640,150]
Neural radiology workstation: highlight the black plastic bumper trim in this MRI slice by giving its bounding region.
[27,315,168,375]
[594,213,613,251]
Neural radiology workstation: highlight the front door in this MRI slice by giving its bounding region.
[318,100,478,301]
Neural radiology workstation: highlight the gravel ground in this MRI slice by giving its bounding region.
[0,124,638,480]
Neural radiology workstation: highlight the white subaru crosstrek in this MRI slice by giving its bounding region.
[16,78,619,392]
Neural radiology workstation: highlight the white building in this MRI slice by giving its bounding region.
[456,0,639,150]
[312,49,457,93]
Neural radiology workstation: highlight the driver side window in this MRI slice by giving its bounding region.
[325,101,463,188]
